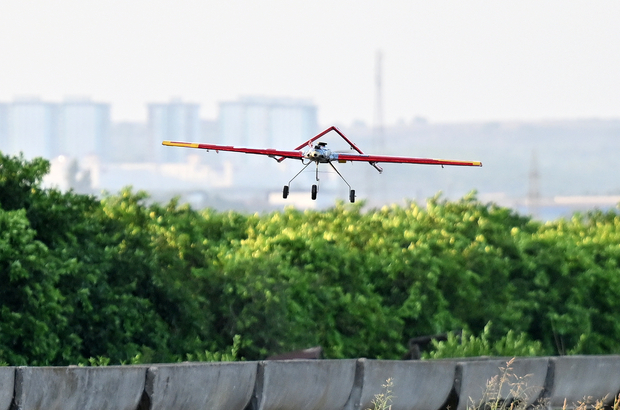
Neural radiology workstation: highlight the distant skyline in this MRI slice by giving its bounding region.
[1,1,619,126]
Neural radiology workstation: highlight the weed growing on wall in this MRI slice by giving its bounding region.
[565,394,620,410]
[367,378,394,410]
[467,358,546,410]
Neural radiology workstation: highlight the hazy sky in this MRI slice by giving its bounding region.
[1,1,619,126]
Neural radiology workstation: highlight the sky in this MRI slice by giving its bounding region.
[1,1,619,126]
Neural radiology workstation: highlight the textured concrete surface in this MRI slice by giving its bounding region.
[456,358,549,410]
[13,366,146,410]
[146,361,257,410]
[548,355,620,409]
[0,367,14,410]
[4,356,620,410]
[253,359,357,410]
[345,359,457,410]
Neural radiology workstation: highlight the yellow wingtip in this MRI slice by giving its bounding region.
[162,141,199,148]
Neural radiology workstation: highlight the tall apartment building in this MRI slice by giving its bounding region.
[218,97,318,148]
[2,98,58,159]
[148,99,201,162]
[58,98,110,159]
[0,97,110,160]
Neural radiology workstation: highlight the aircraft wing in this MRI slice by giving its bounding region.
[162,141,304,160]
[335,153,482,167]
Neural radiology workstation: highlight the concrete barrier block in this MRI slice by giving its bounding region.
[146,361,257,410]
[346,359,457,410]
[254,359,357,410]
[13,366,146,410]
[549,356,620,409]
[0,367,15,410]
[456,358,549,410]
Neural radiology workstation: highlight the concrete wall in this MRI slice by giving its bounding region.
[344,359,456,410]
[455,357,549,410]
[2,356,620,410]
[13,366,146,410]
[254,359,357,410]
[146,362,257,410]
[548,356,620,409]
[0,367,14,410]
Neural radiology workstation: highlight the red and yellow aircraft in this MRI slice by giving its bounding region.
[163,126,482,203]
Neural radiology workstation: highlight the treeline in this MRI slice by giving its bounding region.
[1,152,620,365]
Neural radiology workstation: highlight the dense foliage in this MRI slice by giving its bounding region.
[1,152,620,365]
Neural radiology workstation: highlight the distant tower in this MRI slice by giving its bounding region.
[527,150,541,218]
[58,98,110,159]
[373,50,385,146]
[8,97,58,159]
[368,50,385,203]
[148,99,200,163]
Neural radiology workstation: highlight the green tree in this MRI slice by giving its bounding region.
[0,208,67,365]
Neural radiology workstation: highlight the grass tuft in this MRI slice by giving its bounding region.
[367,377,394,410]
[467,358,546,410]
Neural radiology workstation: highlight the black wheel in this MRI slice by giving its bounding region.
[283,185,289,199]
[349,189,355,203]
[311,184,318,200]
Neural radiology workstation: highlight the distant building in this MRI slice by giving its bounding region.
[148,99,201,162]
[218,97,318,148]
[201,119,218,143]
[57,98,110,159]
[5,98,58,159]
[0,97,110,160]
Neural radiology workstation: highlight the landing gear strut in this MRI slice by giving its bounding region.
[282,161,312,200]
[282,160,356,203]
[327,161,355,203]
